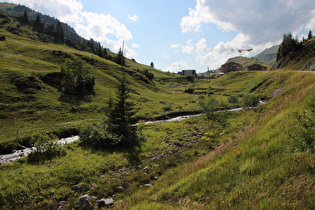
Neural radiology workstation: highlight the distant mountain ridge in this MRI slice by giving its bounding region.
[0,3,82,43]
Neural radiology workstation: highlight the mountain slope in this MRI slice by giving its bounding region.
[0,3,82,43]
[0,13,196,145]
[254,45,279,66]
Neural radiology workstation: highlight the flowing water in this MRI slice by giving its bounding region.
[0,102,265,165]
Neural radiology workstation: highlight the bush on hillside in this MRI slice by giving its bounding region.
[27,134,66,164]
[242,94,260,108]
[60,59,95,95]
[289,98,315,152]
[228,94,239,103]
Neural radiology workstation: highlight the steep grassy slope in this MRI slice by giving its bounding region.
[116,71,315,209]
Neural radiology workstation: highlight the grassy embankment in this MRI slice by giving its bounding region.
[0,69,314,209]
[118,71,315,209]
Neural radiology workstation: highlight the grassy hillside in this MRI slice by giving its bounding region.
[0,14,202,145]
[116,71,315,209]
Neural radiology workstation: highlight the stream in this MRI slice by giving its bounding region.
[0,102,264,165]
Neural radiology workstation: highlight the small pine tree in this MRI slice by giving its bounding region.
[22,11,29,23]
[150,62,154,68]
[308,30,313,39]
[33,14,44,32]
[80,75,144,148]
[97,43,104,57]
[55,21,64,43]
[116,47,125,66]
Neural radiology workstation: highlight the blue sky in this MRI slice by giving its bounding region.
[3,0,315,72]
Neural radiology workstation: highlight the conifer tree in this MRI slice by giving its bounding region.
[97,43,104,57]
[308,30,313,39]
[33,14,45,32]
[116,47,125,66]
[55,21,64,43]
[22,11,29,23]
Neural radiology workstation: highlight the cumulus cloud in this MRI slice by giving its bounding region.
[196,33,274,69]
[76,11,133,52]
[131,43,140,48]
[165,60,189,72]
[182,39,194,54]
[196,38,207,51]
[4,0,135,57]
[181,0,315,45]
[6,0,83,23]
[128,14,139,21]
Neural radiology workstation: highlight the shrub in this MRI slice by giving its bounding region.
[242,94,260,108]
[27,134,66,163]
[184,88,195,94]
[228,94,239,103]
[60,59,95,95]
[289,98,315,152]
[80,121,122,148]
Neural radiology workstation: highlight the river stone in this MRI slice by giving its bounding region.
[97,198,114,207]
[144,184,152,187]
[78,194,91,206]
[116,186,124,192]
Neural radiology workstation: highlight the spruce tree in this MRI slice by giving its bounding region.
[55,21,64,43]
[308,30,313,39]
[116,47,125,66]
[33,14,44,32]
[22,11,29,23]
[97,43,104,57]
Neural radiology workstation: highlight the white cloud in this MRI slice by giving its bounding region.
[131,43,140,48]
[5,0,135,57]
[182,39,194,54]
[165,60,189,72]
[75,11,132,52]
[6,0,84,23]
[128,14,139,21]
[170,44,180,48]
[196,38,207,52]
[163,53,170,59]
[196,33,274,69]
[181,0,315,45]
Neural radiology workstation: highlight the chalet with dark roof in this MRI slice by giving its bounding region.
[247,64,268,71]
[221,62,242,74]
